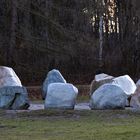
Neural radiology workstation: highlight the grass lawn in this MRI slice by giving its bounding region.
[0,109,140,140]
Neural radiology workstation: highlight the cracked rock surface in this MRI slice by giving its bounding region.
[0,66,30,110]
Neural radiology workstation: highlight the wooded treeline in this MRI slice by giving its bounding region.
[0,0,140,85]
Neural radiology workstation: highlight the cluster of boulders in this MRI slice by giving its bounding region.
[0,66,140,111]
[90,73,138,110]
[42,69,78,109]
[43,70,140,110]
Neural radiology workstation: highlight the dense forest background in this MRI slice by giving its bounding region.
[0,0,140,85]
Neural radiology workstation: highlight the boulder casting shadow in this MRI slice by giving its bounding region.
[45,83,78,110]
[90,84,128,110]
[0,66,30,110]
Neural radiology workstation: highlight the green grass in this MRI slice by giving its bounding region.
[1,109,140,140]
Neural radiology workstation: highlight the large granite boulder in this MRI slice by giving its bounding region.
[90,73,114,95]
[112,75,136,107]
[0,66,30,110]
[130,85,140,109]
[90,84,128,110]
[42,69,66,99]
[0,66,22,87]
[45,83,78,109]
[112,75,136,95]
[0,86,29,109]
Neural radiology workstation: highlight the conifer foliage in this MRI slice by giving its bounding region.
[0,0,140,84]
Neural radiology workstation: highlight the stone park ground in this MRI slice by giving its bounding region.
[1,67,140,140]
[1,100,140,140]
[1,90,140,140]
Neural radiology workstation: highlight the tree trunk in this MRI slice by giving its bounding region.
[8,0,17,65]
